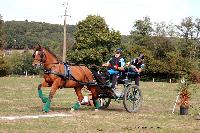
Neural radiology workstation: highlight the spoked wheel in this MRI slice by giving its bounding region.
[123,84,142,113]
[99,98,111,109]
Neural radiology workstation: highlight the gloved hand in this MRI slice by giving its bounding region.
[114,65,118,70]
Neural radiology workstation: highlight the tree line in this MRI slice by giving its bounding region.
[0,14,200,82]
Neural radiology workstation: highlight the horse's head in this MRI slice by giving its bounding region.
[32,44,46,68]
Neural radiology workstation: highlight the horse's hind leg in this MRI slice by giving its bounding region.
[71,87,84,111]
[88,86,100,111]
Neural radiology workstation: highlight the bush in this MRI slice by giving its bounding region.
[6,51,39,75]
[0,51,8,76]
[189,69,200,83]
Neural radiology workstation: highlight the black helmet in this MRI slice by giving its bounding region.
[116,48,122,54]
[139,54,144,60]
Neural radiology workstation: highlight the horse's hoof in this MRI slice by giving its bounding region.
[94,109,99,112]
[43,110,48,113]
[70,108,75,113]
[196,115,200,120]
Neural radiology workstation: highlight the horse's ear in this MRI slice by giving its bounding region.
[37,44,41,48]
[34,44,42,51]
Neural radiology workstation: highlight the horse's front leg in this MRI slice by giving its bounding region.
[43,79,60,113]
[38,80,50,103]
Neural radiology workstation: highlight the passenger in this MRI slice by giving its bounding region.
[126,54,144,86]
[102,48,125,89]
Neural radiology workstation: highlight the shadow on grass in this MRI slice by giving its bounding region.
[100,107,125,113]
[31,104,128,113]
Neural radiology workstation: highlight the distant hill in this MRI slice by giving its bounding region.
[3,20,76,56]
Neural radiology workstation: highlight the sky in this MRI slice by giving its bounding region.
[0,0,200,35]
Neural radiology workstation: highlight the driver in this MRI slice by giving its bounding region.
[102,48,125,89]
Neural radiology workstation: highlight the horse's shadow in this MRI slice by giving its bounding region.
[30,106,68,112]
[30,105,125,113]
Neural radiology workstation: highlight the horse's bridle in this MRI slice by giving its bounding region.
[33,48,61,67]
[33,48,46,64]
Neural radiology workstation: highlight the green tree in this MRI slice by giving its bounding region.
[177,17,194,41]
[21,51,38,75]
[153,21,167,36]
[130,16,153,47]
[0,51,8,76]
[67,15,121,65]
[194,18,200,39]
[177,17,200,60]
[0,14,5,49]
[6,51,38,75]
[6,52,24,75]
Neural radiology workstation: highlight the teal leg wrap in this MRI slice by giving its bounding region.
[38,89,43,98]
[38,89,48,103]
[43,98,51,113]
[72,102,80,110]
[41,97,48,103]
[94,100,100,109]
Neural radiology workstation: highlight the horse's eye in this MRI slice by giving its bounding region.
[32,54,35,58]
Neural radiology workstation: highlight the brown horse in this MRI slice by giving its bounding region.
[32,44,100,112]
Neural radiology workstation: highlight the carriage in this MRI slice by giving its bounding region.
[90,65,142,113]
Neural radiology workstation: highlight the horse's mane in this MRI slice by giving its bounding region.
[43,47,60,61]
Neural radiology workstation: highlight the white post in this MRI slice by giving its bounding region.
[25,70,28,77]
[172,93,180,114]
[153,78,154,82]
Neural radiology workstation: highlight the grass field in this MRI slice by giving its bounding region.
[0,77,200,133]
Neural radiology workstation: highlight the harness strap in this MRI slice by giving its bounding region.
[44,63,97,86]
[44,62,71,79]
[64,62,71,78]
